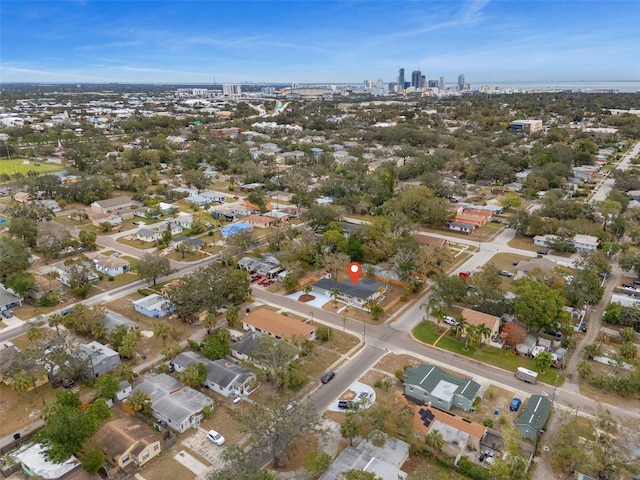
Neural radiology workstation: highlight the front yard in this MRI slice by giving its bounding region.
[413,321,565,386]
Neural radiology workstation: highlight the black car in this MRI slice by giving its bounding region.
[536,250,548,255]
[622,283,637,289]
[338,400,350,409]
[321,371,335,384]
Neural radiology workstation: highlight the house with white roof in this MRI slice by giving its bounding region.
[133,294,175,318]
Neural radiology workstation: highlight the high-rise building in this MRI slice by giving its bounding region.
[223,84,241,96]
[457,74,465,91]
[398,68,405,90]
[421,75,426,88]
[411,70,422,88]
[439,76,444,90]
[427,80,438,88]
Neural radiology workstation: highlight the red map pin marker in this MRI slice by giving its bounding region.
[348,262,362,285]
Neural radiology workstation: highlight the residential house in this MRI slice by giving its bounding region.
[172,351,256,397]
[91,196,135,215]
[515,257,557,280]
[199,190,228,203]
[459,308,501,346]
[242,309,317,342]
[92,254,130,277]
[409,401,487,459]
[136,221,183,243]
[90,213,123,228]
[403,363,480,412]
[573,234,599,252]
[133,294,175,318]
[237,256,284,279]
[264,210,289,223]
[28,274,64,301]
[13,191,31,203]
[50,261,99,287]
[453,213,487,227]
[230,330,263,361]
[243,214,274,229]
[169,236,205,250]
[93,417,163,471]
[15,443,82,480]
[413,234,449,248]
[79,341,120,378]
[311,277,388,307]
[131,373,213,433]
[448,222,476,234]
[182,194,212,207]
[101,310,137,339]
[516,395,552,440]
[319,435,408,480]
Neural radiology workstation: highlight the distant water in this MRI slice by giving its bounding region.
[470,80,640,93]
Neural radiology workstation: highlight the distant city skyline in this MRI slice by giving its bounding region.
[1,1,639,85]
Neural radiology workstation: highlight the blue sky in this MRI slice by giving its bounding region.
[1,0,639,84]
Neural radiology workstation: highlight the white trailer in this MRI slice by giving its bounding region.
[515,367,538,384]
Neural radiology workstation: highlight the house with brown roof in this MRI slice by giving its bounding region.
[243,214,274,228]
[453,213,487,227]
[413,234,449,248]
[242,309,316,341]
[28,274,64,301]
[93,417,163,472]
[460,308,501,345]
[408,398,487,459]
[514,257,557,280]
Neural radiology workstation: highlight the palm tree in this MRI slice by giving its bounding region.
[330,287,341,305]
[48,314,64,334]
[90,321,108,340]
[11,371,33,405]
[464,323,480,352]
[425,429,444,452]
[153,322,170,346]
[476,323,492,346]
[577,360,592,378]
[455,315,469,338]
[583,343,602,360]
[179,363,205,387]
[27,325,43,342]
[225,305,239,329]
[303,284,313,296]
[419,296,440,322]
[431,304,446,330]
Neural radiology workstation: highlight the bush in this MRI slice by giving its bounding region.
[108,276,114,282]
[482,418,494,428]
[316,326,330,342]
[395,369,405,382]
[457,456,489,480]
[188,340,203,351]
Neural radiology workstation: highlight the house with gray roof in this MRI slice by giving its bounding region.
[319,435,408,480]
[403,364,480,412]
[230,331,264,361]
[311,277,387,307]
[79,341,120,378]
[131,373,213,433]
[172,351,256,398]
[102,310,137,339]
[237,256,284,279]
[0,284,22,313]
[516,395,552,440]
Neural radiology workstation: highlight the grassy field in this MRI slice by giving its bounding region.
[0,158,64,177]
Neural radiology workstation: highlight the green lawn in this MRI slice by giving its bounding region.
[413,323,565,386]
[0,158,65,177]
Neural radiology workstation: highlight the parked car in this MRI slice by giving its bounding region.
[111,252,119,257]
[337,400,351,409]
[321,371,335,384]
[512,260,520,266]
[286,401,298,412]
[490,219,502,224]
[443,316,459,326]
[509,398,522,412]
[206,430,225,446]
[536,250,548,255]
[263,280,274,286]
[1,310,13,318]
[3,341,20,353]
[622,283,636,290]
[61,378,76,389]
[250,275,261,283]
[499,270,513,277]
[257,278,268,285]
[633,279,640,286]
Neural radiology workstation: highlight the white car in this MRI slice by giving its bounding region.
[443,316,459,326]
[206,430,225,446]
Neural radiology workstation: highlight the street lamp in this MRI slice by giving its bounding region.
[362,319,366,343]
[308,311,314,325]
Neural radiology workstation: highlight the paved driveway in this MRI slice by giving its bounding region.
[286,291,331,308]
